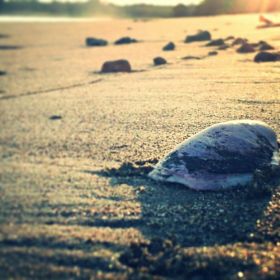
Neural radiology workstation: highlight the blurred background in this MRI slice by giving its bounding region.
[0,0,280,18]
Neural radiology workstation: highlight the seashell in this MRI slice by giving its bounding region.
[149,120,279,190]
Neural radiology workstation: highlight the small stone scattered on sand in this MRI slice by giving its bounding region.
[153,57,167,66]
[218,44,229,50]
[232,38,248,46]
[0,34,10,39]
[208,51,218,56]
[254,52,280,63]
[101,59,132,73]
[49,115,62,120]
[185,30,211,43]
[182,56,201,60]
[259,41,274,51]
[0,70,7,76]
[163,42,175,51]
[206,39,225,47]
[237,43,255,53]
[225,36,235,41]
[114,37,138,45]
[0,45,22,50]
[86,37,108,47]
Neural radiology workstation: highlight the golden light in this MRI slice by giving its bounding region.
[238,0,280,13]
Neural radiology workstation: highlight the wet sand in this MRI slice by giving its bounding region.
[0,14,280,279]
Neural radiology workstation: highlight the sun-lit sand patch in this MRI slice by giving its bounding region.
[0,223,146,246]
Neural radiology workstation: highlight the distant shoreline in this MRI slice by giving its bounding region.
[0,15,114,23]
[0,12,279,23]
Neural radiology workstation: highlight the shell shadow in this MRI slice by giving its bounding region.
[83,160,276,247]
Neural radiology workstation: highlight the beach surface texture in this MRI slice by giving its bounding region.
[0,14,280,279]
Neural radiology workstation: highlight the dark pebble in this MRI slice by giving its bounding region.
[0,45,22,50]
[0,70,7,76]
[163,42,175,51]
[206,39,225,47]
[153,57,167,66]
[259,41,274,51]
[185,31,211,43]
[237,43,255,53]
[254,52,280,63]
[208,51,218,56]
[49,115,62,120]
[182,56,201,60]
[115,37,138,45]
[86,37,108,47]
[225,36,235,41]
[232,38,247,46]
[0,34,10,39]
[101,59,132,73]
[218,44,229,50]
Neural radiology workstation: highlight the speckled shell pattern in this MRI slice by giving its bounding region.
[149,120,279,190]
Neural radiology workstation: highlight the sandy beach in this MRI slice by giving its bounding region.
[0,14,280,279]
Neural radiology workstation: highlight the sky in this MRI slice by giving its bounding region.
[101,0,203,6]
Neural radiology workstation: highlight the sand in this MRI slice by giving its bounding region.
[0,14,280,279]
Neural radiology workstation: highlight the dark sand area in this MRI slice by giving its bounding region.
[0,15,280,279]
